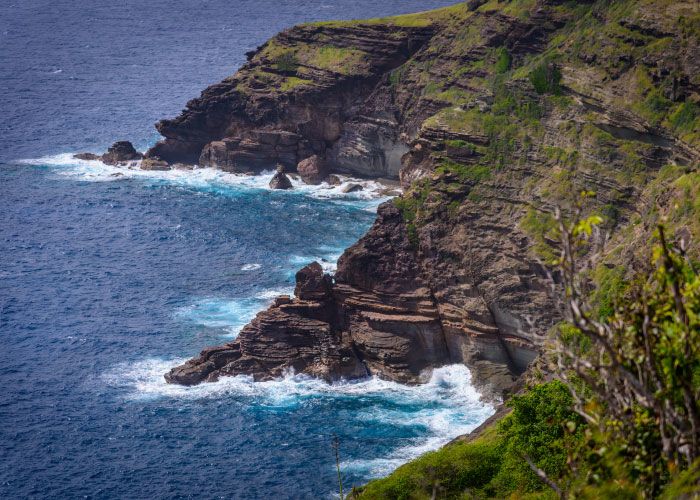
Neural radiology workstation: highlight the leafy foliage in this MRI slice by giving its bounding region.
[551,205,700,497]
[494,47,511,74]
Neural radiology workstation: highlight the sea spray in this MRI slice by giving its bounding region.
[104,359,494,477]
[19,153,393,205]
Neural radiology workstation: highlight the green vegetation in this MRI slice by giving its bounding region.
[436,159,490,183]
[591,264,627,319]
[520,207,559,263]
[355,382,581,499]
[443,139,470,149]
[529,60,562,95]
[280,76,313,92]
[309,2,470,29]
[494,47,511,74]
[309,46,367,74]
[393,183,430,248]
[274,50,299,73]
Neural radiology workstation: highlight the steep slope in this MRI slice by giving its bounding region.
[164,0,700,399]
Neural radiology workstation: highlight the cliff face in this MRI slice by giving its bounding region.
[163,0,700,398]
[147,21,436,176]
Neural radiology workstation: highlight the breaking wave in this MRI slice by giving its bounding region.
[19,153,394,206]
[103,359,494,478]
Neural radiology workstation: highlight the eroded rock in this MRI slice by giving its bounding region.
[269,165,293,189]
[297,155,328,185]
[140,157,170,171]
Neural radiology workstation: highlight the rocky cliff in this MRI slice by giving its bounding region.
[163,0,700,399]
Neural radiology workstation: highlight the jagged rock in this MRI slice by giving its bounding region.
[342,183,364,193]
[294,262,332,300]
[269,165,293,189]
[297,155,328,185]
[165,261,367,385]
[140,157,170,171]
[73,152,100,161]
[101,141,142,165]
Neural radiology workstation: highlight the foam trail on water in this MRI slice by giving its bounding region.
[103,360,494,477]
[175,287,293,337]
[19,153,395,205]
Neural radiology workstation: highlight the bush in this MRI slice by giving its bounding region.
[494,47,511,74]
[274,51,299,73]
[529,60,562,95]
[553,212,700,496]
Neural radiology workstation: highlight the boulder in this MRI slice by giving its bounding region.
[294,262,332,301]
[101,141,142,165]
[269,165,293,190]
[327,174,342,186]
[140,157,170,171]
[297,155,328,185]
[73,152,100,161]
[342,183,364,193]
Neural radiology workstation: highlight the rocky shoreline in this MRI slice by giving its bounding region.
[91,0,699,402]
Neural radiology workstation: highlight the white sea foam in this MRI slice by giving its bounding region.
[19,153,394,204]
[240,263,262,271]
[175,288,293,337]
[103,360,494,477]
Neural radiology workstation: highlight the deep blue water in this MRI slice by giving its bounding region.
[0,1,492,498]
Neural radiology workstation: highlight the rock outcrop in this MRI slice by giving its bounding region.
[144,21,436,177]
[100,141,142,165]
[296,155,328,184]
[269,165,293,189]
[74,141,143,165]
[165,0,700,398]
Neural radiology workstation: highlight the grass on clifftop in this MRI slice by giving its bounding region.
[309,2,471,29]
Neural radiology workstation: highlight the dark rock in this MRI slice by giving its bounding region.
[269,165,293,190]
[342,183,364,193]
[297,155,328,185]
[101,141,142,165]
[294,262,332,301]
[73,152,100,161]
[273,295,292,307]
[146,23,436,171]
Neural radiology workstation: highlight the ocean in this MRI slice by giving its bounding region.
[0,1,493,497]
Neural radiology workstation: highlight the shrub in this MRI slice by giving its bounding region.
[274,51,299,73]
[494,47,511,74]
[553,208,700,496]
[529,60,562,95]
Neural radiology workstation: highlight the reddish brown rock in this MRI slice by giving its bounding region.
[297,155,328,185]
